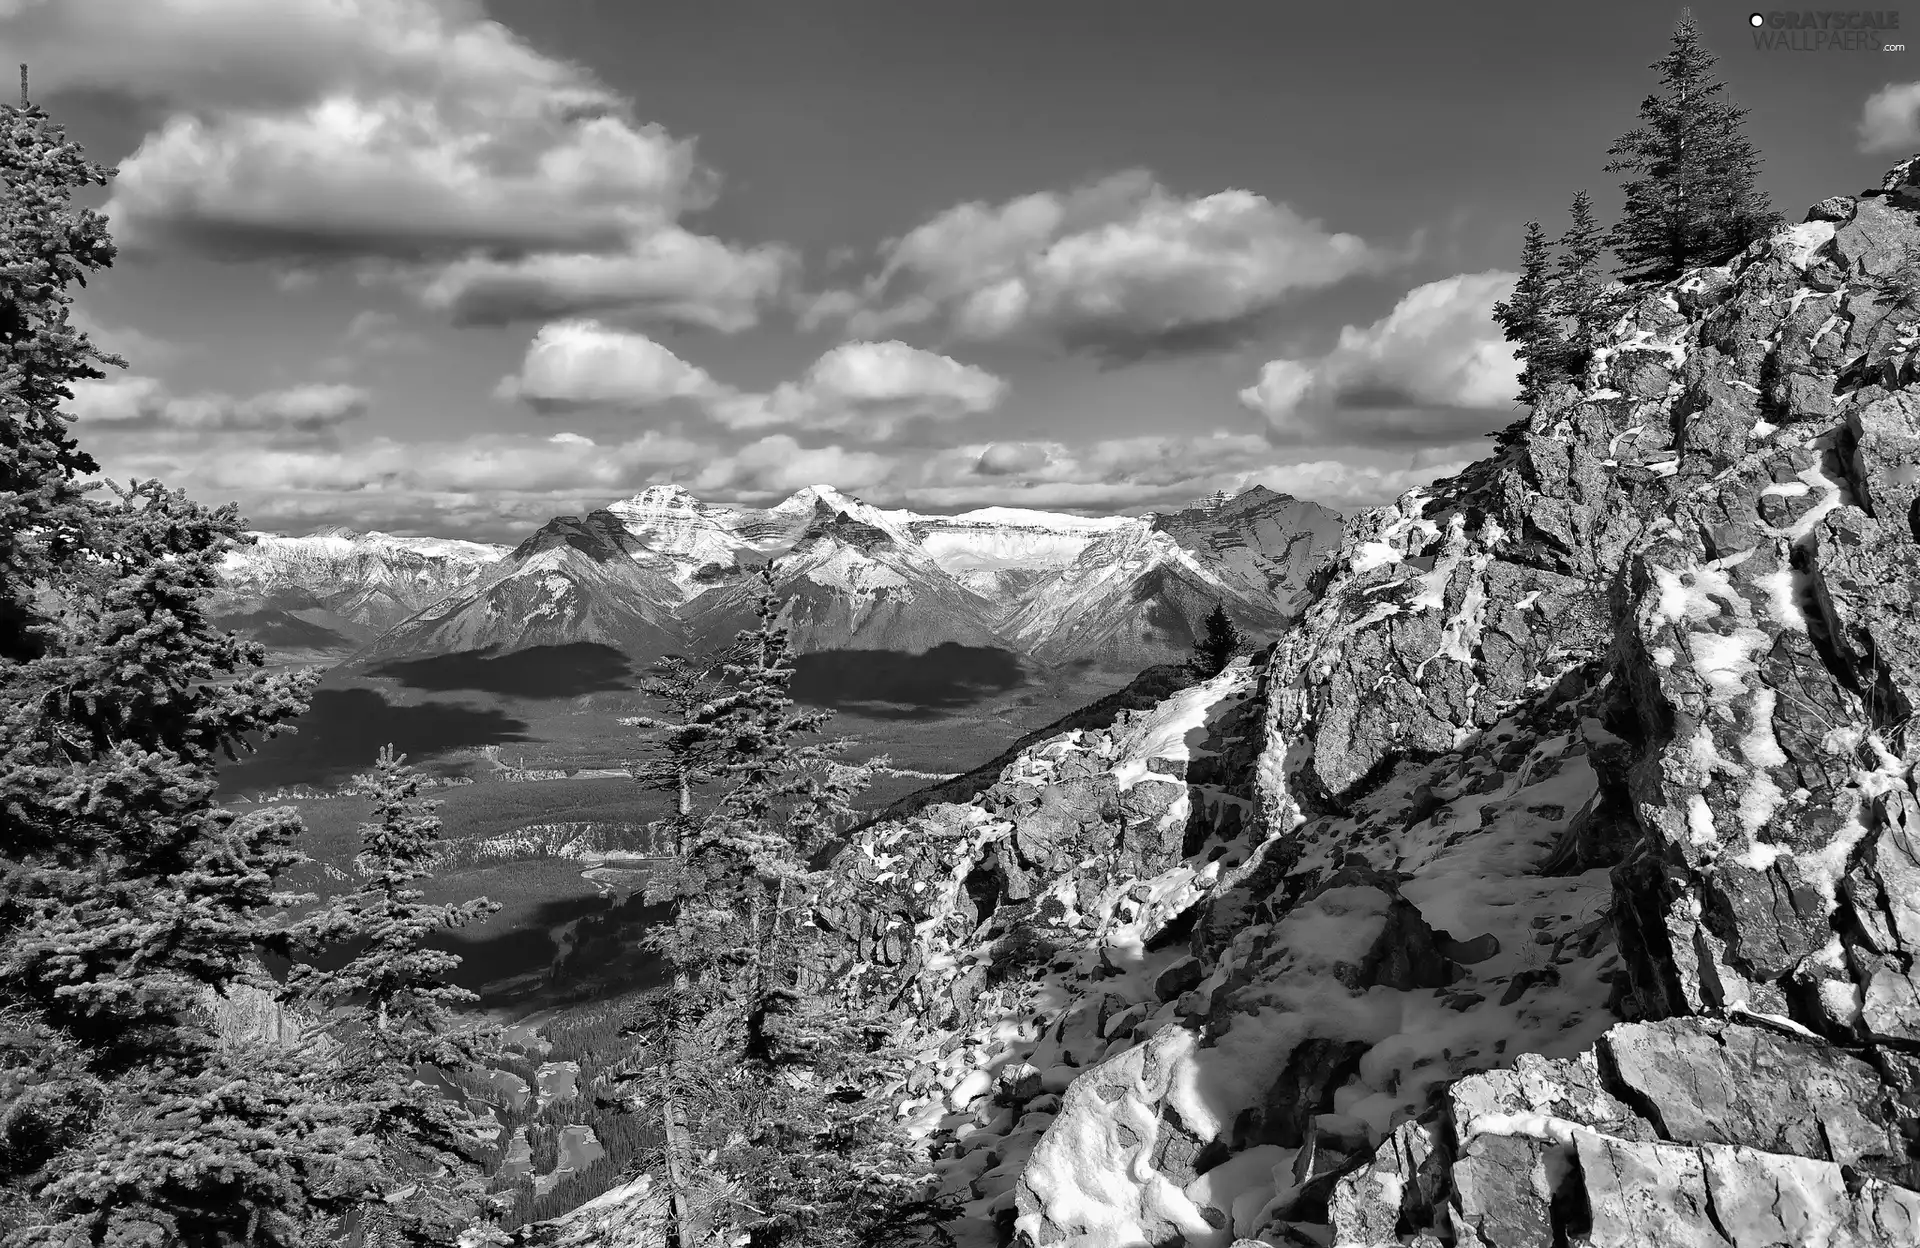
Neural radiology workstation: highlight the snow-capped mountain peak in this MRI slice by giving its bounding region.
[605,485,749,585]
[764,484,924,549]
[615,483,705,511]
[933,506,1141,533]
[213,528,511,645]
[220,485,1347,673]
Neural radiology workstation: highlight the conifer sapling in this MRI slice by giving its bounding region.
[281,746,504,1246]
[1552,190,1611,377]
[1491,221,1568,407]
[1191,603,1243,679]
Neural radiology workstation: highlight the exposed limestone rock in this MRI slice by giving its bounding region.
[1601,1020,1899,1172]
[794,159,1920,1248]
[508,1174,669,1247]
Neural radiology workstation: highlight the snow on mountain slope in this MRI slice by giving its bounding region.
[604,483,929,584]
[910,512,1145,599]
[602,484,754,588]
[212,527,508,656]
[763,484,922,545]
[940,507,1139,533]
[356,511,685,662]
[819,661,1624,1246]
[1150,485,1344,607]
[224,527,506,571]
[677,506,1010,655]
[228,484,1340,668]
[216,528,507,628]
[795,168,1920,1248]
[999,524,1292,669]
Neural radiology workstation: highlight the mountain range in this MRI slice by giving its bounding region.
[215,485,1345,675]
[211,527,509,659]
[532,162,1920,1248]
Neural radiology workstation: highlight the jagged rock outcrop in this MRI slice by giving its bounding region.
[813,160,1920,1248]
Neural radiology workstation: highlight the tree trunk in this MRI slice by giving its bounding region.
[661,1067,701,1248]
[663,967,705,1248]
[664,772,702,1248]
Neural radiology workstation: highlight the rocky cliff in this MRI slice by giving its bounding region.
[794,162,1920,1247]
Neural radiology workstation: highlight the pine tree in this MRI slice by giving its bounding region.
[1190,604,1243,679]
[625,567,887,1246]
[0,73,370,1246]
[1604,13,1778,283]
[619,652,729,851]
[280,746,505,1247]
[1552,190,1612,377]
[1491,221,1568,407]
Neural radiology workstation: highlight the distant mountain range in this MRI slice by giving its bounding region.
[214,485,1345,675]
[211,527,509,659]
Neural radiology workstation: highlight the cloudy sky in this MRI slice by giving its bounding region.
[9,0,1911,539]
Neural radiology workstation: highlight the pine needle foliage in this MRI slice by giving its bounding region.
[1604,13,1778,283]
[1551,190,1613,377]
[0,80,371,1247]
[1190,604,1243,680]
[1491,221,1568,408]
[281,746,505,1247]
[618,568,924,1246]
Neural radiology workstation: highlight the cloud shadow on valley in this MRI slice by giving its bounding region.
[219,686,531,793]
[366,643,639,699]
[791,644,1028,720]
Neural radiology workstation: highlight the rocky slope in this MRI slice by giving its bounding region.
[776,163,1920,1248]
[999,524,1295,671]
[1152,486,1348,611]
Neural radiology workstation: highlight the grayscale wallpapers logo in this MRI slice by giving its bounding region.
[1748,10,1904,50]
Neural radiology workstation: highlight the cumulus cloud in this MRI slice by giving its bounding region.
[1239,270,1521,447]
[974,442,1053,476]
[1861,82,1920,152]
[316,308,430,376]
[70,376,370,432]
[3,0,789,331]
[709,341,1008,437]
[339,309,429,353]
[84,423,713,540]
[688,435,898,497]
[496,319,724,412]
[497,325,1007,440]
[105,98,703,263]
[803,169,1380,359]
[5,0,571,112]
[684,429,1394,512]
[81,405,1465,536]
[416,228,797,332]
